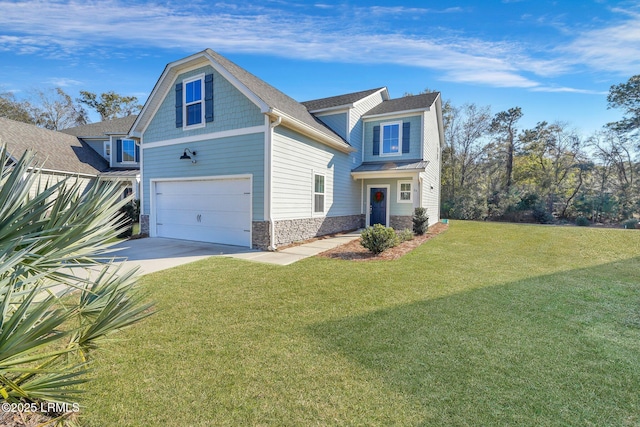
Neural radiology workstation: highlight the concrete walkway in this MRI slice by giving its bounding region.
[111,230,361,274]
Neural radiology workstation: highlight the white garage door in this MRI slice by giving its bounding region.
[154,177,251,247]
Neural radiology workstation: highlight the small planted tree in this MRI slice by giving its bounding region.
[360,224,399,255]
[413,207,429,235]
[0,146,153,424]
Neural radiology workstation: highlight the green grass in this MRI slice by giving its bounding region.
[82,221,640,426]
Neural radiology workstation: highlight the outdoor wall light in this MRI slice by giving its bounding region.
[180,148,197,163]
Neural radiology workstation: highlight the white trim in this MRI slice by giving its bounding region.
[363,108,430,121]
[183,74,206,130]
[352,88,389,109]
[33,168,97,179]
[312,107,350,116]
[312,170,326,217]
[366,184,390,227]
[141,126,265,149]
[352,170,422,179]
[379,121,403,157]
[397,180,413,203]
[103,141,111,160]
[149,174,253,246]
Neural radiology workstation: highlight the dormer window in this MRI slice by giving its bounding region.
[175,73,214,129]
[381,121,402,156]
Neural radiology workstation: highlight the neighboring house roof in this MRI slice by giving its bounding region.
[60,115,138,138]
[301,88,386,112]
[131,49,353,153]
[363,92,440,118]
[352,160,429,173]
[0,117,109,176]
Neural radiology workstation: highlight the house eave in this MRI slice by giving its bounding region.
[362,107,430,121]
[269,109,355,154]
[350,169,424,179]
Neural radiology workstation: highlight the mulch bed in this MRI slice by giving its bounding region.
[317,222,449,261]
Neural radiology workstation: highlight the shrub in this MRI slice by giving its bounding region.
[576,216,590,226]
[622,219,639,229]
[397,228,414,242]
[360,224,399,254]
[413,207,429,235]
[532,205,554,224]
[0,146,154,420]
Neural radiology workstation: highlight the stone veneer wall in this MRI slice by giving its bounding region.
[139,214,150,236]
[273,215,364,247]
[390,215,413,231]
[252,221,270,250]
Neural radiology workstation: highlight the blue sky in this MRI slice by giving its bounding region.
[1,0,639,135]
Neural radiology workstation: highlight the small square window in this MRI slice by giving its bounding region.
[398,181,412,203]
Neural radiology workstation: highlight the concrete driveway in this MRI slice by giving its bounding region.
[110,237,259,275]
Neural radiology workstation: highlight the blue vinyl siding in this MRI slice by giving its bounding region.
[142,132,265,221]
[363,115,422,162]
[271,126,359,219]
[144,65,264,144]
[316,112,347,140]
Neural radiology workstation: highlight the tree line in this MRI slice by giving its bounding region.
[0,87,141,130]
[438,74,640,225]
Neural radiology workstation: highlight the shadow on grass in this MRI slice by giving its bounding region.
[307,257,640,426]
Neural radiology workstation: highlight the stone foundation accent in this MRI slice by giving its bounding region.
[273,215,364,247]
[390,215,413,231]
[252,221,271,250]
[139,214,150,236]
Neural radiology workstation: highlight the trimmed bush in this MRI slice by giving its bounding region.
[575,216,590,226]
[361,224,399,255]
[413,207,429,235]
[397,228,414,243]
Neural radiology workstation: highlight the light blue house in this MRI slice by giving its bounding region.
[130,49,443,249]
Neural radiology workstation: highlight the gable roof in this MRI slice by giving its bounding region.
[60,115,138,138]
[301,88,386,112]
[0,117,108,176]
[363,92,440,118]
[131,49,353,153]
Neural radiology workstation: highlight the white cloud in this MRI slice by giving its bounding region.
[45,77,83,87]
[0,0,627,93]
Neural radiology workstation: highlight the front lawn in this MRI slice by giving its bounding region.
[83,221,640,426]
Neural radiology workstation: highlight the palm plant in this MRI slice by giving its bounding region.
[0,146,153,421]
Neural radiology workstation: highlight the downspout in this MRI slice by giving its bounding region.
[267,114,282,250]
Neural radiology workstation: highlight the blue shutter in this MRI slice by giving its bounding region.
[135,143,140,163]
[116,139,122,163]
[402,122,410,153]
[175,83,183,128]
[205,74,214,123]
[373,125,380,156]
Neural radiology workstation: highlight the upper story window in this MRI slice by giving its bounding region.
[121,139,136,163]
[381,122,402,156]
[373,121,410,157]
[103,141,111,159]
[184,76,204,128]
[175,73,214,129]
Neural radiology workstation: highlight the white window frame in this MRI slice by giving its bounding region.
[397,181,413,203]
[183,74,205,130]
[103,141,111,159]
[121,139,136,163]
[312,172,326,216]
[380,121,403,157]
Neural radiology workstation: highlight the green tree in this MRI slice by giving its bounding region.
[0,92,34,124]
[606,74,640,138]
[490,107,523,191]
[0,146,153,422]
[77,91,142,121]
[31,87,88,130]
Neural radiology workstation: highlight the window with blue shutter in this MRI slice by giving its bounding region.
[379,121,402,156]
[373,125,380,156]
[402,122,410,153]
[176,74,214,128]
[175,84,182,128]
[116,139,122,163]
[205,73,214,122]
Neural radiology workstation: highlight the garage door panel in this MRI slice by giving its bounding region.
[153,178,251,247]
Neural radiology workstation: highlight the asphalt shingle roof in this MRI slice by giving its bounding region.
[204,49,348,145]
[60,115,138,137]
[364,92,439,117]
[0,117,108,175]
[301,88,385,111]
